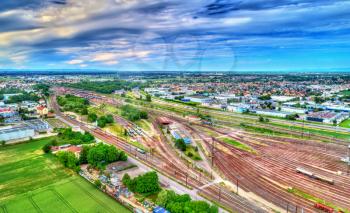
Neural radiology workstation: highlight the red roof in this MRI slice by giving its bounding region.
[0,108,12,113]
[157,117,172,125]
[37,105,46,111]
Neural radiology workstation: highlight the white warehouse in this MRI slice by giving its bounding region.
[0,126,35,142]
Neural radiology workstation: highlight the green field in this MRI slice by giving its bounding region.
[221,137,256,153]
[0,138,130,213]
[340,119,350,128]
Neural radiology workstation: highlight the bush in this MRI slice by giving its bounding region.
[42,144,52,153]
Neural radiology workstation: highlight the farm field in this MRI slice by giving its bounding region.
[339,119,350,128]
[0,137,130,213]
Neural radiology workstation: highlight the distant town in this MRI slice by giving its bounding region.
[0,72,350,213]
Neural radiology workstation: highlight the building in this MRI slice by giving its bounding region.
[25,119,51,133]
[153,206,169,213]
[306,111,349,124]
[0,108,16,118]
[157,117,172,125]
[0,125,35,142]
[36,105,48,116]
[227,104,250,113]
[254,109,292,118]
[281,107,307,114]
[52,145,82,158]
[20,101,38,112]
[183,95,211,104]
[169,124,192,144]
[3,93,22,101]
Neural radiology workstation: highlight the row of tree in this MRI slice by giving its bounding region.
[63,80,145,94]
[122,171,160,195]
[87,113,114,128]
[57,94,89,115]
[121,105,148,121]
[79,143,127,170]
[156,189,218,213]
[56,128,95,145]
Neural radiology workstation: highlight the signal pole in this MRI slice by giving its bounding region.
[211,137,216,167]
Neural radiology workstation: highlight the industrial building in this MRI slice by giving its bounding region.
[25,119,51,133]
[0,125,35,142]
[168,123,192,144]
[254,109,293,118]
[306,111,349,124]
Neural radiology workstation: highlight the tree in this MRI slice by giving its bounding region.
[175,139,186,151]
[146,94,152,102]
[124,171,160,195]
[258,116,264,122]
[42,143,52,153]
[97,117,107,128]
[79,145,91,164]
[140,111,148,119]
[88,113,97,122]
[1,140,6,146]
[56,151,80,172]
[105,114,114,123]
[94,179,102,188]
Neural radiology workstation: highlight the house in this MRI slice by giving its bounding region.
[38,99,46,105]
[52,145,82,158]
[36,105,48,116]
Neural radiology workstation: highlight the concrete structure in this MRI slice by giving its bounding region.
[0,125,35,141]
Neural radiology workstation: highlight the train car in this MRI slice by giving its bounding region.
[136,148,146,154]
[296,167,313,177]
[314,174,335,185]
[314,203,334,213]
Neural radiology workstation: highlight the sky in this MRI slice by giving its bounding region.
[0,0,350,72]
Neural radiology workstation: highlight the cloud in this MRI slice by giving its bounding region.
[67,59,84,64]
[0,0,350,71]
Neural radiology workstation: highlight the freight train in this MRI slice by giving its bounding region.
[296,167,334,185]
[314,203,345,213]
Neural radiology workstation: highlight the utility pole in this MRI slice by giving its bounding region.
[236,179,239,195]
[348,145,350,175]
[218,186,221,202]
[286,202,289,213]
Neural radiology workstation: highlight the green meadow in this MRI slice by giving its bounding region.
[0,137,130,213]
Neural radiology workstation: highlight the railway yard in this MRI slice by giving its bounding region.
[52,87,350,213]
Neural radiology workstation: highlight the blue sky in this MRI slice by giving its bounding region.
[0,0,350,72]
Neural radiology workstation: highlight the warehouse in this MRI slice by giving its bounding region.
[0,125,35,142]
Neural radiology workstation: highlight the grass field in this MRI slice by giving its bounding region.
[0,138,130,213]
[221,137,256,153]
[340,119,350,128]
